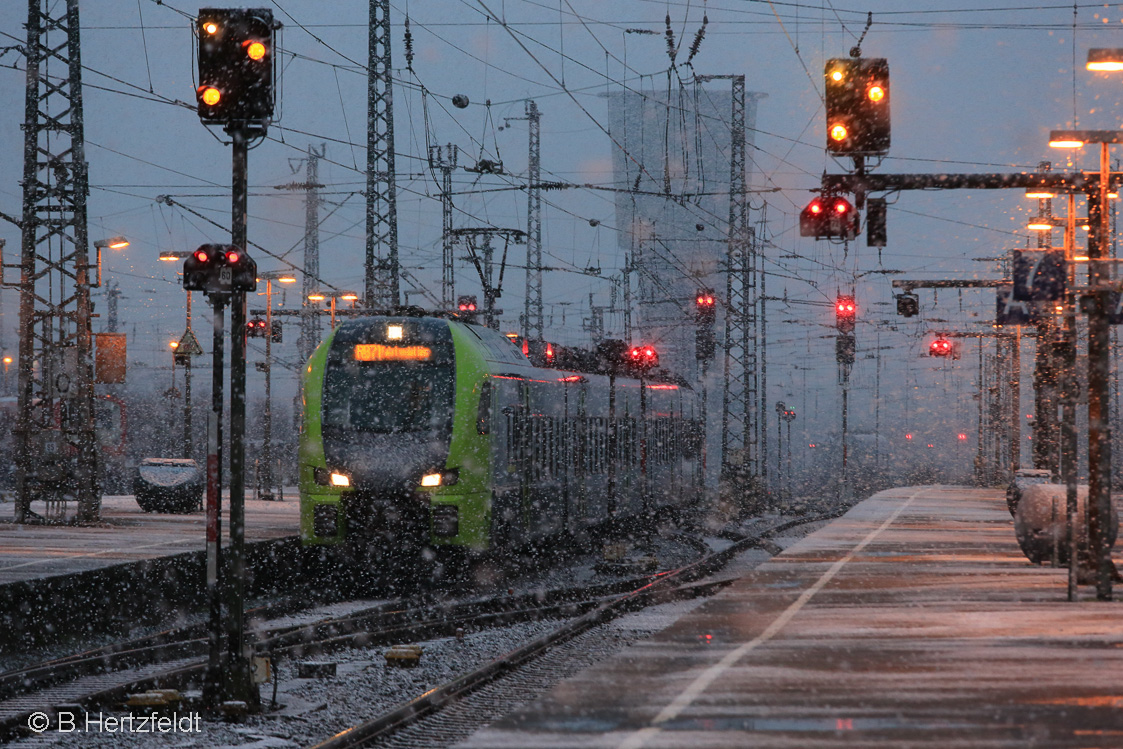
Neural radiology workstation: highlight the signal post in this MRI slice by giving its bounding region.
[192,7,279,709]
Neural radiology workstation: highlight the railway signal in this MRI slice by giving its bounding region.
[800,195,859,240]
[246,316,268,338]
[930,337,953,357]
[825,57,890,155]
[695,288,716,361]
[835,295,856,333]
[182,244,258,297]
[196,8,277,127]
[628,345,659,373]
[896,292,919,318]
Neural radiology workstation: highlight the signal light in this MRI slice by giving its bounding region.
[182,244,258,295]
[896,292,919,318]
[196,9,277,126]
[800,195,858,239]
[905,433,913,441]
[627,345,659,373]
[457,295,478,312]
[958,433,968,441]
[247,317,268,338]
[825,57,890,155]
[835,295,856,333]
[929,337,953,357]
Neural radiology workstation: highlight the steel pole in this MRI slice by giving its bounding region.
[1063,193,1080,600]
[841,383,849,501]
[1089,144,1114,599]
[184,290,193,459]
[227,127,258,706]
[261,279,274,501]
[203,295,225,706]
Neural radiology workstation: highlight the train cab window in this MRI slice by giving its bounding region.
[323,360,452,434]
[476,381,492,435]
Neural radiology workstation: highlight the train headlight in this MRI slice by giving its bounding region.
[420,468,459,488]
[330,472,351,487]
[387,324,403,340]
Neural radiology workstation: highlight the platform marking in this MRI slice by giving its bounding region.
[617,488,925,749]
[0,538,197,572]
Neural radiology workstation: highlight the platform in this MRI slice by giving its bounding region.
[0,491,298,585]
[460,485,1123,748]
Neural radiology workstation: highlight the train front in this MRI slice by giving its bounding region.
[299,317,456,560]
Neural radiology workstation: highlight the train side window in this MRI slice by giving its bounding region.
[476,381,492,435]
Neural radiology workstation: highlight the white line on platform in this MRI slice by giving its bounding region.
[0,538,197,571]
[616,488,925,749]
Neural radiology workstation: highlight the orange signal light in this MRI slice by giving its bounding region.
[829,124,848,142]
[200,87,221,106]
[867,85,886,102]
[245,41,267,60]
[203,21,219,34]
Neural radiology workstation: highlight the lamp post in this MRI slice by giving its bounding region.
[308,290,359,328]
[258,270,296,501]
[1049,123,1120,600]
[160,250,200,459]
[94,237,129,333]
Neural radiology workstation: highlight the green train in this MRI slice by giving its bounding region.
[299,313,703,571]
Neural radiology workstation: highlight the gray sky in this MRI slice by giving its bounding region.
[1,0,1121,464]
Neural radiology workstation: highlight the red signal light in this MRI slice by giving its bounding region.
[905,433,913,441]
[193,249,210,263]
[930,338,953,357]
[226,250,240,264]
[809,200,823,215]
[832,198,850,214]
[958,433,967,441]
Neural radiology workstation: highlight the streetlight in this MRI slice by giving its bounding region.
[160,249,200,460]
[257,270,296,501]
[94,236,129,332]
[308,290,359,328]
[1049,126,1118,599]
[1087,48,1123,72]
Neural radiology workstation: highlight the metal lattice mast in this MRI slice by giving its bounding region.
[428,144,458,310]
[364,0,399,309]
[523,100,543,341]
[15,0,100,522]
[718,75,760,486]
[298,145,325,364]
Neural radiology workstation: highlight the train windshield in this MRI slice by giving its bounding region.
[323,359,453,434]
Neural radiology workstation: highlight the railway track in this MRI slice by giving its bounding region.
[307,510,843,749]
[0,525,718,742]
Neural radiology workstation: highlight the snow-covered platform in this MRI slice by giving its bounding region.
[0,491,298,586]
[460,485,1123,748]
